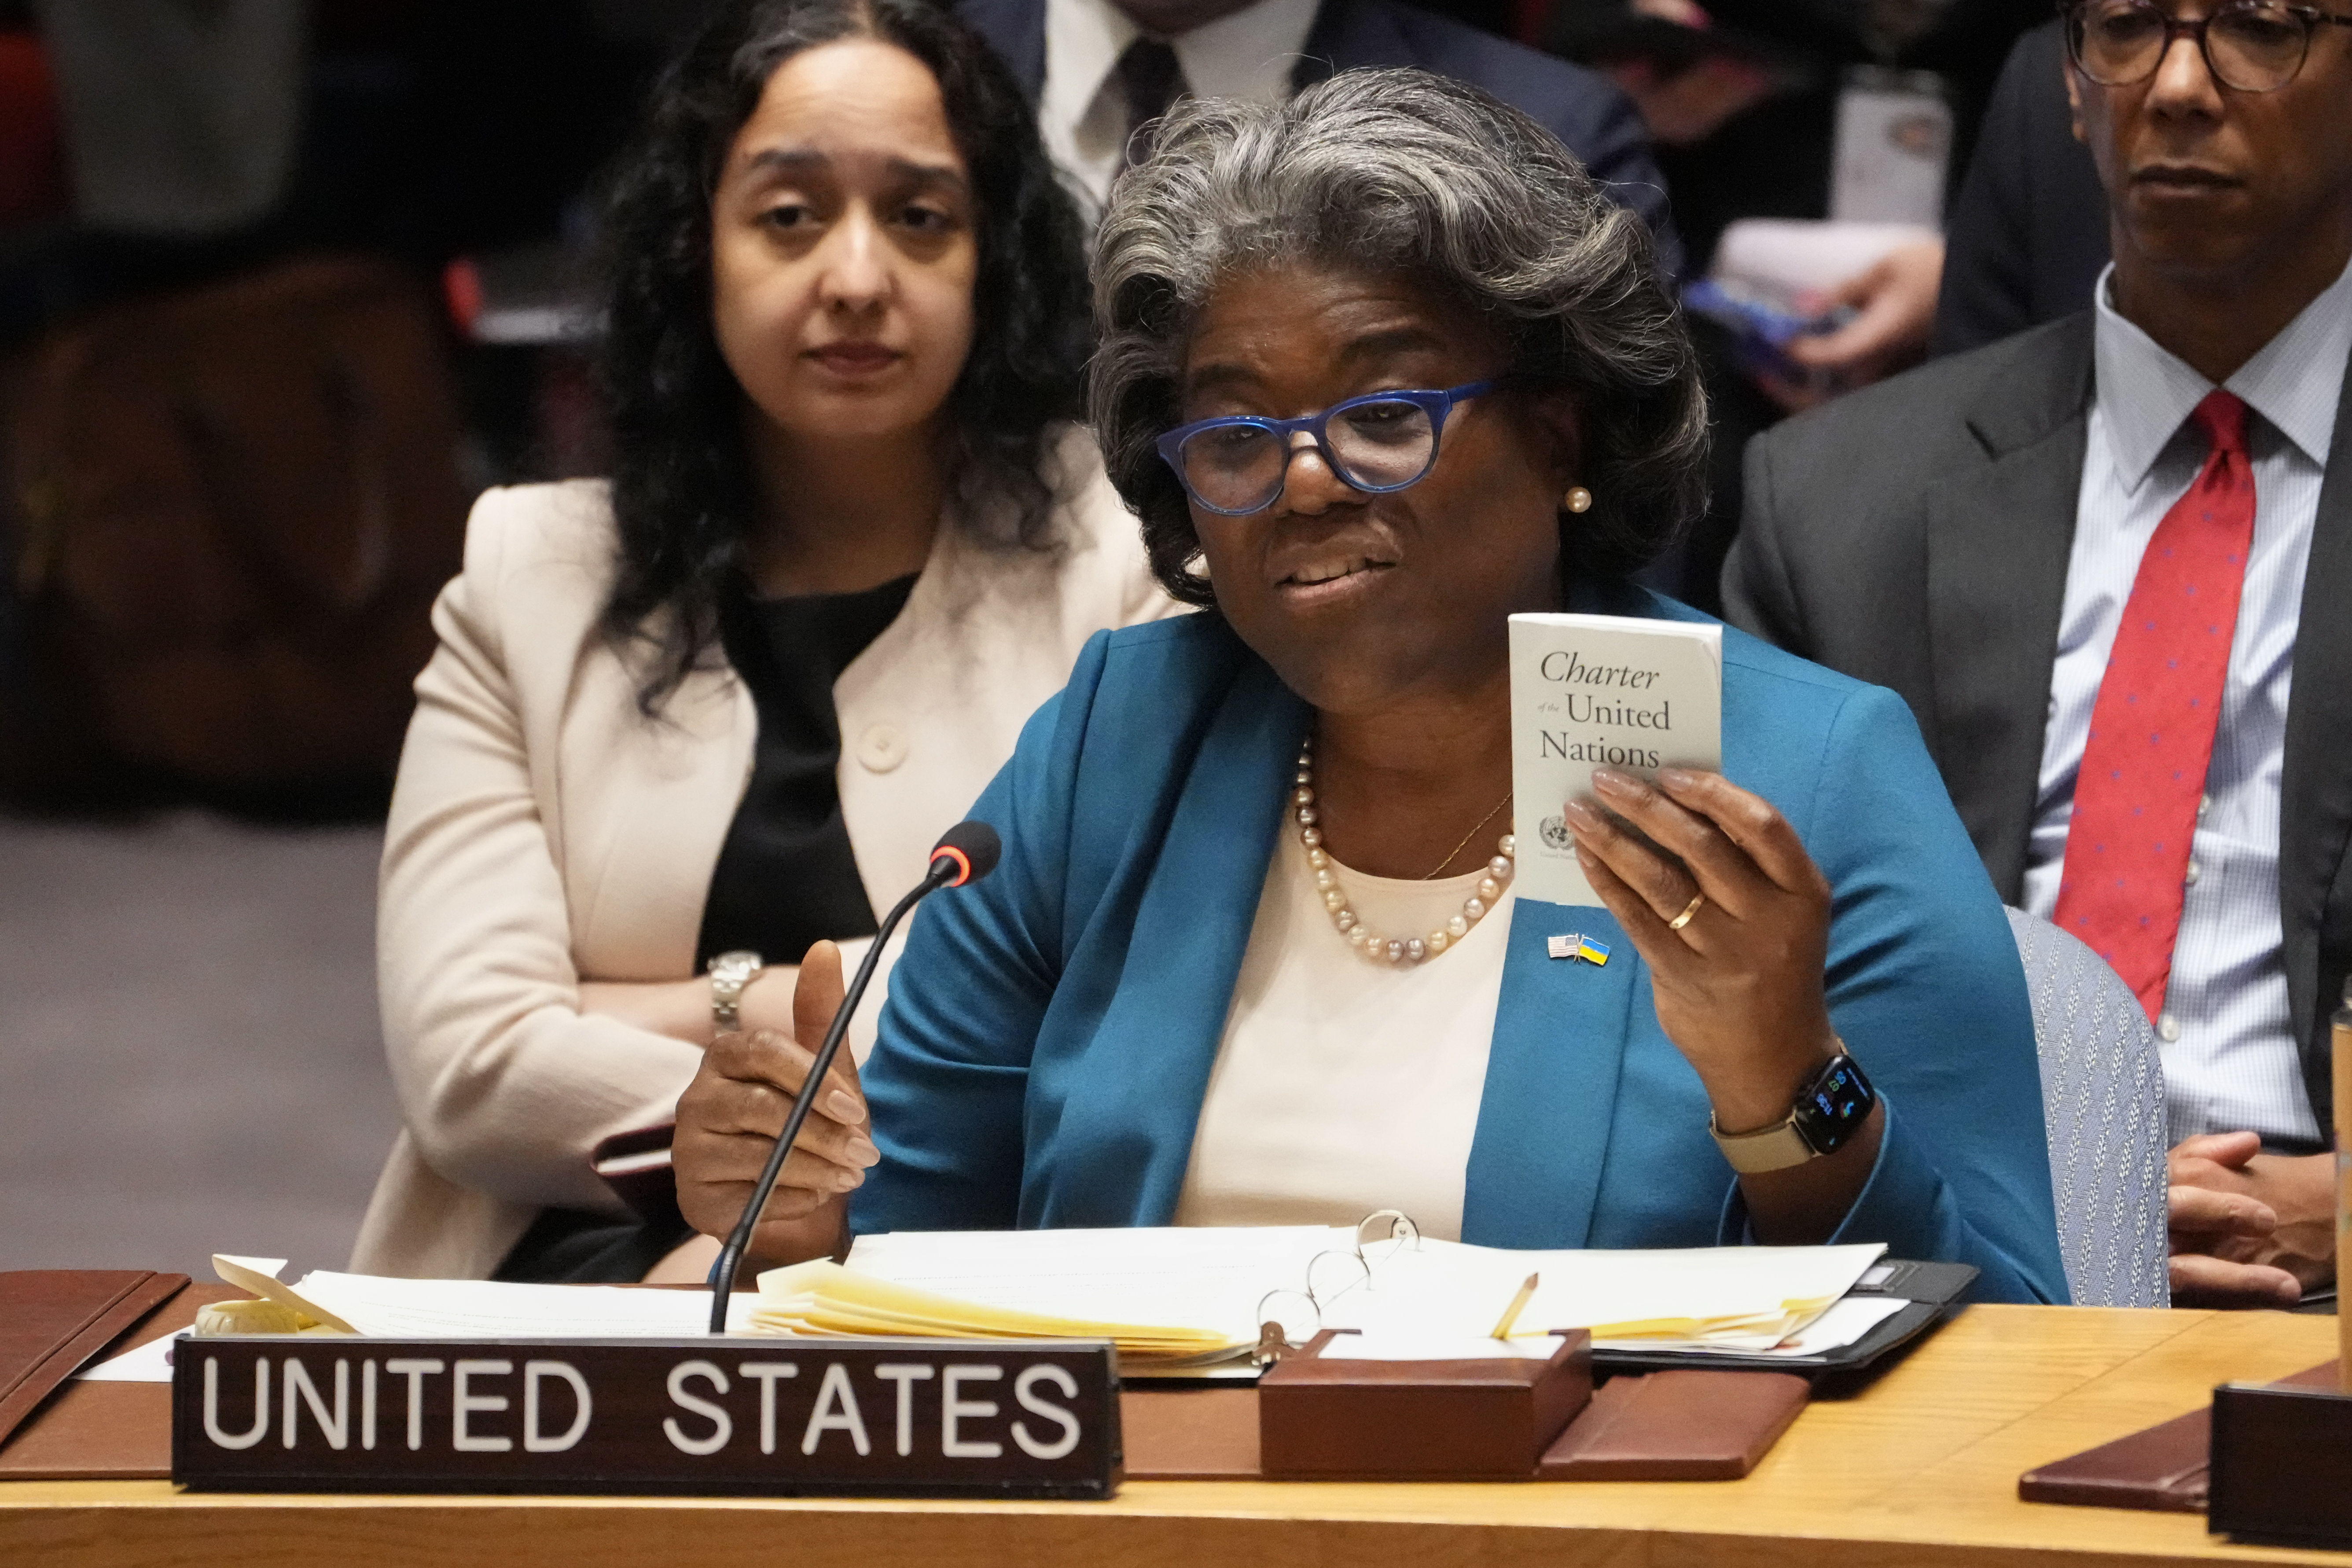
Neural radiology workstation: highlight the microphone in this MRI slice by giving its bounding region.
[707,819,1002,1332]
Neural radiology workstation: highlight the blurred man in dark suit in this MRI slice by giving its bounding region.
[1933,18,2112,356]
[956,0,1681,275]
[1726,0,2352,1307]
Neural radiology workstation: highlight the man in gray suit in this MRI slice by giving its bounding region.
[1726,0,2352,1307]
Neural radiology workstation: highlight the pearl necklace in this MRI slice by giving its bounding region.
[1292,740,1515,966]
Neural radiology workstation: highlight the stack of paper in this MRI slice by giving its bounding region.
[1308,1238,1888,1352]
[131,1232,1893,1370]
[750,1227,1361,1364]
[844,1225,1345,1342]
[746,1260,1246,1364]
[838,1228,1889,1361]
[281,1270,760,1337]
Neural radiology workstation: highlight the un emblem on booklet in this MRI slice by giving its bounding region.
[1539,815,1572,850]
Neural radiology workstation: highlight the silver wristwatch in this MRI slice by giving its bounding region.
[706,950,764,1035]
[1708,1051,1878,1174]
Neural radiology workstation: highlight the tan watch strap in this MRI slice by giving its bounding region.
[707,950,764,1035]
[1709,1112,1818,1175]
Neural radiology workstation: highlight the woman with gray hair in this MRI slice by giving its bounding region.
[671,70,2068,1304]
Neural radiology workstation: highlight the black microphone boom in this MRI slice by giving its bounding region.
[707,820,1002,1332]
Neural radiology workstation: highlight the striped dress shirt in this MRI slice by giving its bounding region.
[2020,258,2352,1149]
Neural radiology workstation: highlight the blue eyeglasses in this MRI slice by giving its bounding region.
[1155,379,1499,517]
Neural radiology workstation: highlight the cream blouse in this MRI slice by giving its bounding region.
[1171,833,1518,1241]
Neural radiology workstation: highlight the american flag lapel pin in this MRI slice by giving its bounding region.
[1547,933,1610,966]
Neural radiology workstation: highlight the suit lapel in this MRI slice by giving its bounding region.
[2277,350,2352,1117]
[1924,316,2094,900]
[1109,657,1307,1225]
[1462,899,1638,1248]
[565,651,752,977]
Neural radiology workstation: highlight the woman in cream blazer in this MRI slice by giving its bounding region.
[353,0,1177,1278]
[356,437,1171,1278]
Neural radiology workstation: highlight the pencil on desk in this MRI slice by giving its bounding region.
[1490,1271,1540,1339]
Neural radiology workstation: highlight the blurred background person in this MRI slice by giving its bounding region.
[1539,0,2048,610]
[1550,0,2049,275]
[354,0,1173,1284]
[0,0,469,815]
[32,0,304,242]
[959,0,1683,275]
[1933,17,2111,356]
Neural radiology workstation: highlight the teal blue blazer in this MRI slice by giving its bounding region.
[853,594,2069,1304]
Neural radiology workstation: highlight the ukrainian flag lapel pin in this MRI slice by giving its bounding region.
[1545,933,1610,966]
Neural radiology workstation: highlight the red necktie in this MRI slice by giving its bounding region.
[2054,390,2256,1023]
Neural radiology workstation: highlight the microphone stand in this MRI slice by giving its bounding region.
[705,863,951,1334]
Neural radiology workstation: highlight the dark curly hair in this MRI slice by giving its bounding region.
[597,0,1091,712]
[1091,69,1709,608]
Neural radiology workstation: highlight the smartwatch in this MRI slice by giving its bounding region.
[1709,1049,1877,1174]
[706,950,764,1035]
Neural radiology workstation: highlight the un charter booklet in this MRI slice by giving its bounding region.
[1509,613,1723,908]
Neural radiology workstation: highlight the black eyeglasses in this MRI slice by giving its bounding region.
[1155,380,1497,517]
[2063,0,2352,92]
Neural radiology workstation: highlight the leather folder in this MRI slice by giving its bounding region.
[592,1124,684,1232]
[0,1279,235,1481]
[2017,1359,2341,1513]
[1123,1367,1808,1481]
[1594,1259,1977,1377]
[1121,1388,1262,1480]
[1539,1368,1810,1480]
[0,1270,189,1452]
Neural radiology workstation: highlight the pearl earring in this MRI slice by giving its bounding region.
[1564,486,1593,514]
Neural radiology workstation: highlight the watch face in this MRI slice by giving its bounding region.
[1792,1054,1876,1156]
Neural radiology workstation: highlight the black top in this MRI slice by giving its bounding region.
[491,566,915,1286]
[695,569,919,970]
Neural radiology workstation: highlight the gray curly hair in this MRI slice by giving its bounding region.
[1089,67,1709,608]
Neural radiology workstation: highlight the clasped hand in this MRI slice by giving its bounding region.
[2166,1131,2334,1308]
[673,941,877,1266]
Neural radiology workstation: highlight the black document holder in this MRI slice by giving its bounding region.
[1590,1259,1977,1377]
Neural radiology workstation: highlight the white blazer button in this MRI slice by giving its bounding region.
[2157,1014,2181,1043]
[855,723,908,773]
[2184,859,2201,887]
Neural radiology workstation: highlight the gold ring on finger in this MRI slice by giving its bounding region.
[1668,892,1706,931]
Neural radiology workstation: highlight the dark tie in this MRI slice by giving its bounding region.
[2054,391,2257,1023]
[1116,37,1187,171]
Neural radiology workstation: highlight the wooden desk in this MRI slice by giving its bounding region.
[0,1305,2341,1568]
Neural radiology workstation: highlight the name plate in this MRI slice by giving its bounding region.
[172,1337,1121,1498]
